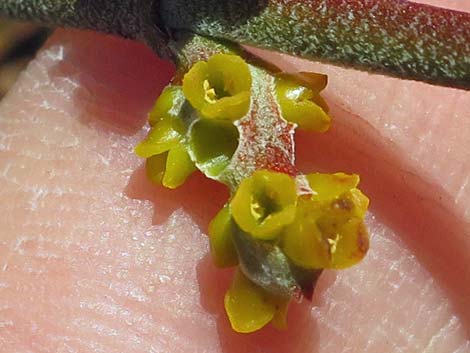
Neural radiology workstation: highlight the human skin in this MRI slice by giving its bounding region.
[0,0,469,351]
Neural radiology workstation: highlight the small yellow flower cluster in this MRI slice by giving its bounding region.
[135,52,368,334]
[135,54,333,190]
[209,170,369,333]
[135,53,254,186]
[134,86,196,189]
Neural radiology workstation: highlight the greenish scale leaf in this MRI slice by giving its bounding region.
[188,119,239,177]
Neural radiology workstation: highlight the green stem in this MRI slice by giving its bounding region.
[1,0,467,89]
[161,0,470,90]
[0,0,171,57]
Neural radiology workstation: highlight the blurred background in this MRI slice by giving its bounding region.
[0,20,48,99]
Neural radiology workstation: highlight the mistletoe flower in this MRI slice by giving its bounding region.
[224,270,290,333]
[183,53,252,121]
[134,86,196,189]
[282,173,370,270]
[134,50,369,334]
[209,170,369,333]
[208,205,238,268]
[276,72,331,132]
[230,170,298,240]
[208,199,290,333]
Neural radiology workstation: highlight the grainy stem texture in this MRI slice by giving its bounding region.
[161,0,470,89]
[0,0,468,89]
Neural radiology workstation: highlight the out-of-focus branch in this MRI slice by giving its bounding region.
[0,0,171,57]
[161,0,470,90]
[0,0,468,89]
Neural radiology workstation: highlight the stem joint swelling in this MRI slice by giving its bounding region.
[135,39,370,333]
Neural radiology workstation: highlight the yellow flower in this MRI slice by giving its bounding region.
[224,270,290,333]
[183,53,252,121]
[230,170,298,240]
[135,85,196,189]
[137,54,370,334]
[135,117,185,158]
[138,127,196,189]
[209,170,370,333]
[276,72,331,132]
[282,173,369,269]
[208,205,238,268]
[148,85,186,126]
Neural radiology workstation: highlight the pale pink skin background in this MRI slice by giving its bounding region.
[0,0,469,352]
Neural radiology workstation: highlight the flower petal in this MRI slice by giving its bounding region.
[162,144,196,189]
[208,205,238,268]
[183,61,210,112]
[276,78,331,132]
[148,85,186,126]
[224,270,276,333]
[230,170,297,240]
[134,118,184,158]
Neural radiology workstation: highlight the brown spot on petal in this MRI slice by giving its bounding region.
[331,198,353,211]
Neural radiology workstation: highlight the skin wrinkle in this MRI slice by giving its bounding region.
[1,5,470,352]
[0,34,196,350]
[50,36,174,135]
